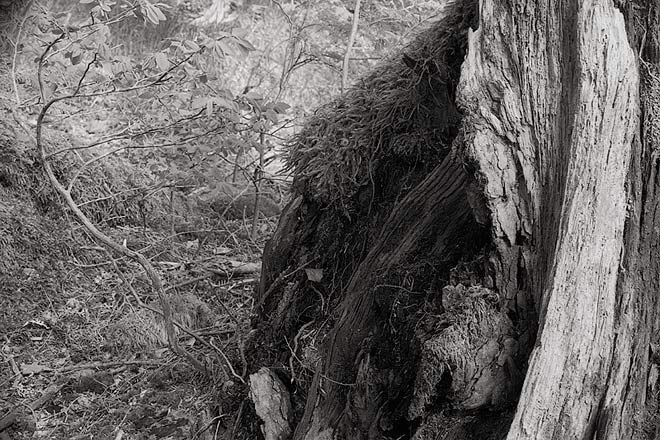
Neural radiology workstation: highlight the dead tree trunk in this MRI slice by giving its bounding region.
[243,1,660,439]
[458,1,658,438]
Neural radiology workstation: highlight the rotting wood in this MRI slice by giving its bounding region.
[294,155,493,439]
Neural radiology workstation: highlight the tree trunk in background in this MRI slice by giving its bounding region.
[246,1,660,439]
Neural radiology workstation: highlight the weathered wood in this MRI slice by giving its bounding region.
[607,3,660,436]
[255,196,304,313]
[457,1,642,438]
[249,368,293,440]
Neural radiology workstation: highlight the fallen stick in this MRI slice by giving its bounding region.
[206,261,262,277]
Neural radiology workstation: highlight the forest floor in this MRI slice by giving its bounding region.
[0,218,273,440]
[0,60,281,439]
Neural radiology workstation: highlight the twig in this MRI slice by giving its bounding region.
[169,188,175,239]
[208,339,245,384]
[65,126,221,190]
[43,7,137,63]
[214,295,248,378]
[206,262,261,278]
[193,413,226,440]
[226,278,256,290]
[250,130,265,239]
[8,356,21,389]
[165,274,212,292]
[285,320,316,383]
[45,110,205,158]
[193,327,236,337]
[256,258,319,310]
[104,248,143,306]
[215,297,239,326]
[309,284,326,314]
[57,360,160,373]
[37,44,195,120]
[230,400,246,440]
[97,246,223,355]
[96,256,241,373]
[0,372,20,390]
[77,185,157,208]
[238,334,248,378]
[286,337,297,384]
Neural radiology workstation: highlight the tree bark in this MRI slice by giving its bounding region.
[458,1,642,439]
[457,0,660,438]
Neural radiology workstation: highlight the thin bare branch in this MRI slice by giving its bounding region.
[341,0,362,93]
[10,10,33,105]
[46,110,208,158]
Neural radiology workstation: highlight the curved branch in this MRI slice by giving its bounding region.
[35,35,206,374]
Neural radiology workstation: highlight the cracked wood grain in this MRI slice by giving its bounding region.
[458,1,640,438]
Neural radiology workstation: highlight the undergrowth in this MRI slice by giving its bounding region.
[0,25,276,437]
[0,105,274,437]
